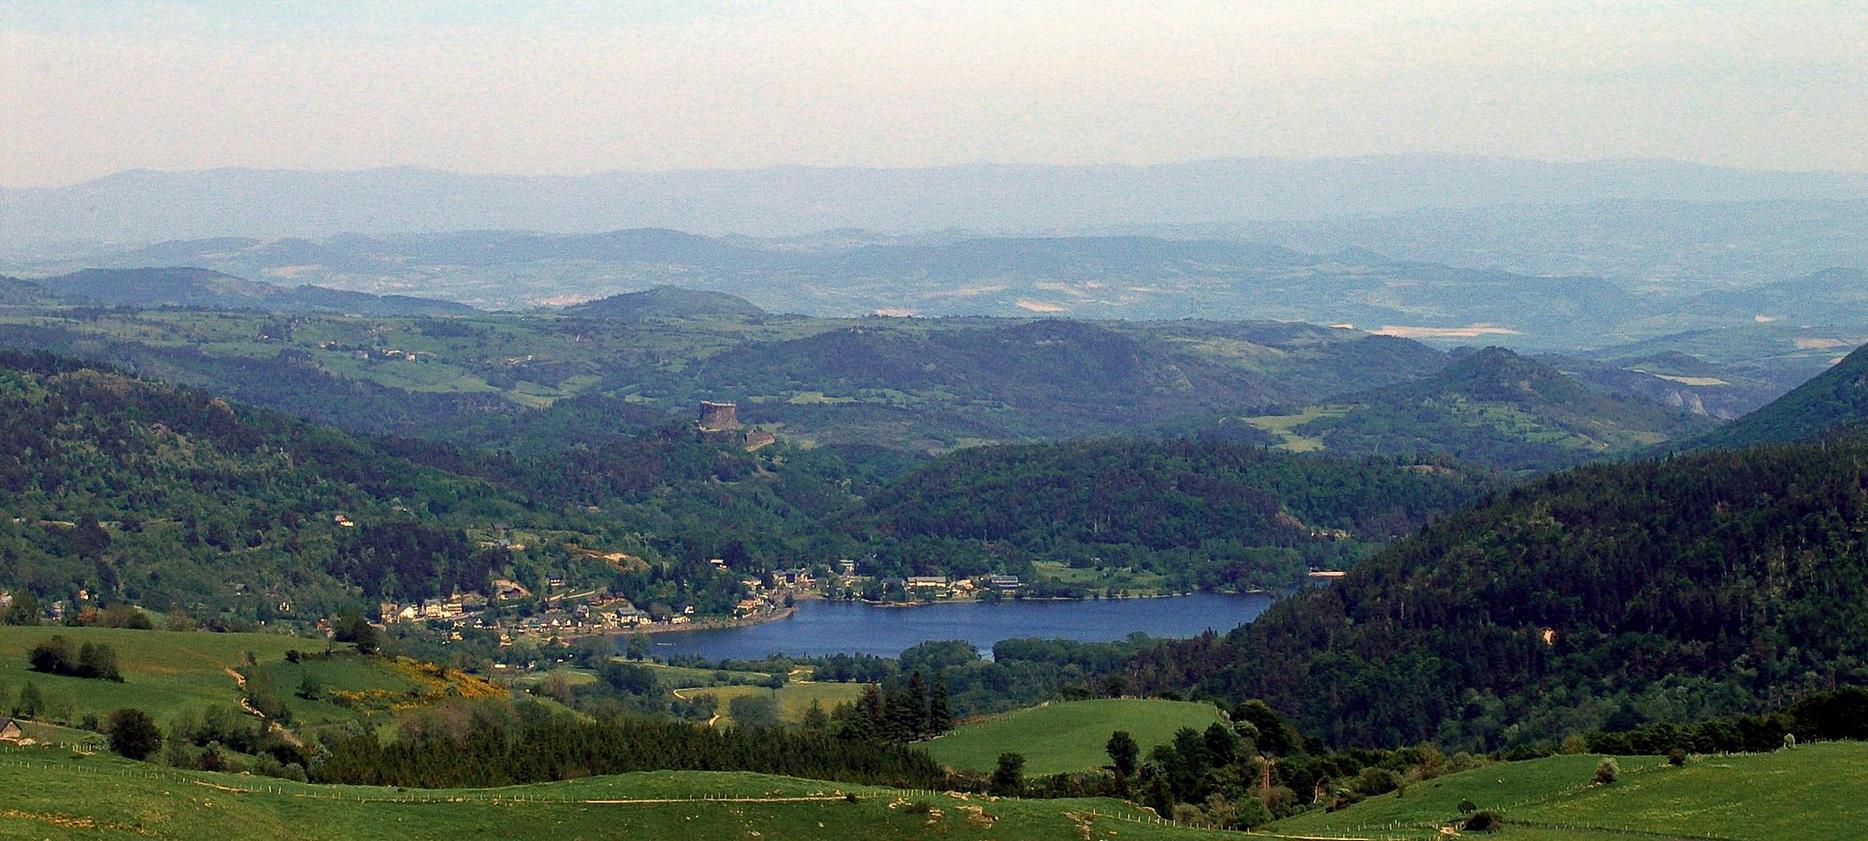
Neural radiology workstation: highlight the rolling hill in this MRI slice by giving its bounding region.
[0,750,1227,841]
[566,285,770,322]
[923,699,1227,776]
[651,318,1449,447]
[1267,743,1868,841]
[1241,347,1715,470]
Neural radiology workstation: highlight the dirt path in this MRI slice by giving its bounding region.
[0,808,158,837]
[670,687,722,726]
[223,667,266,719]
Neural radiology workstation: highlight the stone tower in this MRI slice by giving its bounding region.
[698,400,741,432]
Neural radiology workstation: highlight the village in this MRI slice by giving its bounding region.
[371,557,1027,648]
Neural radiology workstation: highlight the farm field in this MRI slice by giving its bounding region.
[675,681,870,727]
[0,747,1233,841]
[1267,742,1868,840]
[922,699,1227,776]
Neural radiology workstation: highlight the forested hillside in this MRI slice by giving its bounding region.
[848,439,1498,591]
[1124,434,1868,749]
[0,352,741,622]
[653,319,1447,446]
[1245,347,1714,470]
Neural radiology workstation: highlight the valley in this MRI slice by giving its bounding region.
[11,6,1868,837]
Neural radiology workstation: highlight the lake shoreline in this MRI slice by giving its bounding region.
[638,592,1275,661]
[856,588,1273,609]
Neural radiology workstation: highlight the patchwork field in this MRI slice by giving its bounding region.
[0,747,1232,841]
[1268,742,1868,840]
[922,699,1227,776]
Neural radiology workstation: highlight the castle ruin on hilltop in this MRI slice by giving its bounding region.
[697,400,773,451]
[698,400,742,432]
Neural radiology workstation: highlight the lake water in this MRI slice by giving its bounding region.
[643,592,1274,660]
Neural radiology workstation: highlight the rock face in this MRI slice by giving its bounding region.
[698,401,741,432]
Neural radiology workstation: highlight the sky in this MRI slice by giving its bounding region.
[2,0,1865,188]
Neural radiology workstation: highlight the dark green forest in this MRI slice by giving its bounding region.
[849,439,1498,590]
[1122,434,1868,749]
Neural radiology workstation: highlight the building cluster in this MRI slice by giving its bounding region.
[877,573,1022,600]
[316,341,431,362]
[729,564,814,618]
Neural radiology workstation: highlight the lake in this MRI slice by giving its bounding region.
[642,592,1274,660]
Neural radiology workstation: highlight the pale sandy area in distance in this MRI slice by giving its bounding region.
[1372,324,1523,339]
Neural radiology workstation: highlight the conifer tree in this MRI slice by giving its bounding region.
[928,673,953,735]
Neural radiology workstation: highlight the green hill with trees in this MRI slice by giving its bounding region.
[923,699,1227,776]
[1246,347,1714,470]
[847,438,1498,592]
[1123,432,1868,750]
[0,351,738,623]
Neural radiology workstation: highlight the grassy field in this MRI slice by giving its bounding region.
[0,625,315,723]
[0,626,480,736]
[922,699,1227,776]
[1268,742,1868,840]
[1030,561,1168,595]
[675,681,870,727]
[0,745,1233,841]
[1241,406,1346,452]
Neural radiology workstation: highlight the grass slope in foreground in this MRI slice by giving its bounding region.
[923,699,1226,776]
[1268,742,1868,840]
[0,748,1232,841]
[0,626,305,723]
[0,626,475,734]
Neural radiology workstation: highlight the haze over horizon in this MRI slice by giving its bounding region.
[5,1,1866,189]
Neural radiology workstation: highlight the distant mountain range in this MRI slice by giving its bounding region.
[2,267,477,316]
[14,230,1862,364]
[6,155,1866,251]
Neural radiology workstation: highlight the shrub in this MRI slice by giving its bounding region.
[105,708,163,761]
[1170,803,1208,827]
[1463,810,1503,832]
[1595,758,1621,785]
[1668,747,1687,766]
[27,637,122,681]
[1236,796,1273,829]
[1354,766,1399,797]
[903,800,933,815]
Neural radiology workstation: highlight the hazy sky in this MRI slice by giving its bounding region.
[3,1,1865,188]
